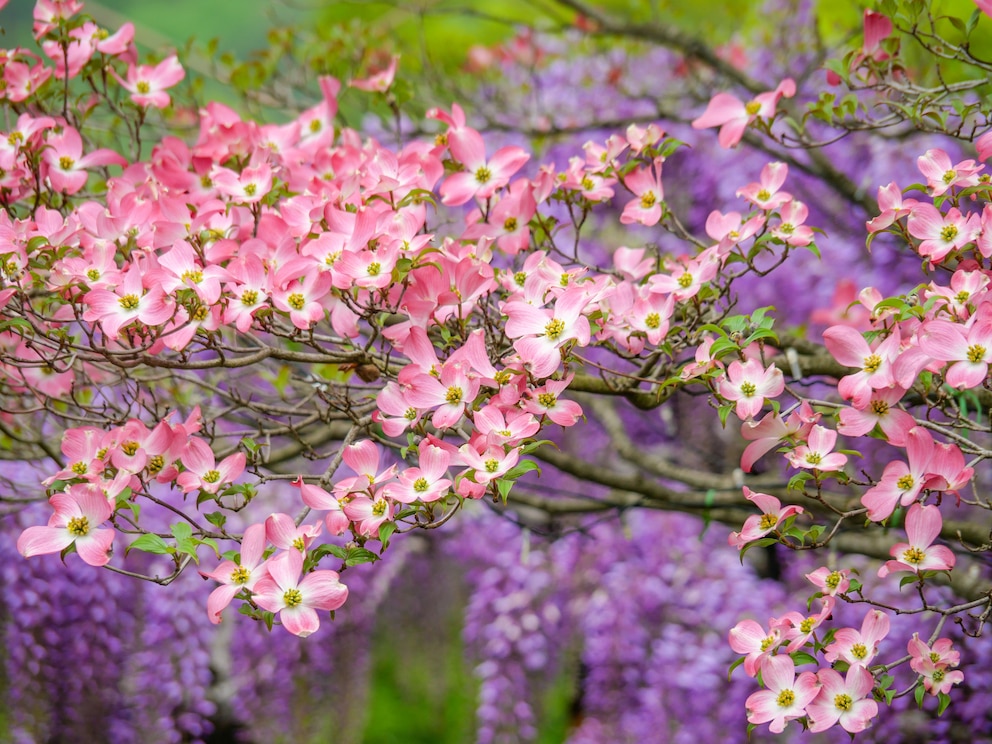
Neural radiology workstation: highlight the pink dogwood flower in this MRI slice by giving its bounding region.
[877,503,955,577]
[252,549,348,637]
[113,54,185,108]
[719,358,784,421]
[807,666,878,734]
[17,484,115,566]
[786,425,848,472]
[744,655,820,734]
[200,522,269,624]
[729,487,804,550]
[692,78,796,148]
[824,609,890,667]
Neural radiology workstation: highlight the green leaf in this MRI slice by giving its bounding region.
[205,511,227,529]
[790,651,817,666]
[727,655,745,680]
[127,533,173,556]
[937,691,951,716]
[378,521,397,552]
[344,547,379,567]
[171,522,194,541]
[502,459,540,480]
[915,683,925,708]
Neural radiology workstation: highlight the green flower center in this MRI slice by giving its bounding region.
[475,166,492,184]
[805,452,822,466]
[739,381,757,397]
[484,458,499,473]
[413,477,429,492]
[136,80,151,94]
[241,289,258,306]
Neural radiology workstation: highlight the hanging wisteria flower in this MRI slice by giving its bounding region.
[251,549,348,638]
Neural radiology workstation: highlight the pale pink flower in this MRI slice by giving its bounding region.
[252,549,348,637]
[293,477,351,536]
[740,401,819,473]
[113,54,185,108]
[265,512,321,553]
[719,358,784,421]
[692,78,796,148]
[17,484,115,567]
[744,655,820,734]
[807,666,878,734]
[786,425,848,471]
[877,503,955,577]
[907,205,980,265]
[805,566,851,597]
[728,487,803,550]
[200,522,269,624]
[917,148,983,196]
[824,609,890,667]
[736,161,792,210]
[728,618,783,677]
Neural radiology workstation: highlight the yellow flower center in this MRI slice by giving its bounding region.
[645,312,660,329]
[739,381,757,397]
[244,183,257,197]
[863,354,881,374]
[537,392,557,408]
[966,344,986,363]
[504,217,518,232]
[745,100,762,116]
[59,155,75,170]
[136,81,151,94]
[287,293,306,310]
[181,269,203,284]
[283,588,303,607]
[776,689,795,708]
[148,455,164,474]
[118,294,141,310]
[121,441,140,456]
[484,458,499,473]
[805,452,822,466]
[756,189,770,201]
[241,289,258,306]
[231,566,250,585]
[640,191,657,209]
[759,513,777,530]
[203,469,221,484]
[67,516,90,537]
[677,273,693,289]
[942,169,956,185]
[870,400,889,416]
[851,643,867,659]
[71,461,89,475]
[897,474,914,491]
[86,269,101,282]
[445,386,463,405]
[902,546,926,564]
[799,617,815,633]
[372,500,387,517]
[825,571,842,590]
[940,224,959,242]
[367,262,381,277]
[475,166,492,184]
[413,477,429,492]
[544,318,566,340]
[760,635,776,652]
[834,693,853,712]
[514,271,527,286]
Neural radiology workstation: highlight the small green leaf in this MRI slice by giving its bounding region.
[127,533,173,555]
